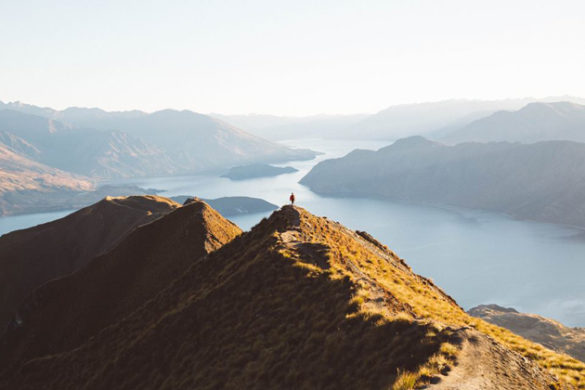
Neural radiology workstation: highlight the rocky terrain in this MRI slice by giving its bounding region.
[0,200,582,389]
[470,304,585,363]
[301,136,585,227]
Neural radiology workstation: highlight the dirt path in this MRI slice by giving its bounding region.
[430,329,556,390]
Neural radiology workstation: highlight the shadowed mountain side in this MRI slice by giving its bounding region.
[0,196,180,332]
[0,206,574,389]
[443,102,585,144]
[301,137,585,227]
[469,304,585,363]
[0,200,241,367]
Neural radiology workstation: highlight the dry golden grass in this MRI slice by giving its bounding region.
[281,207,585,389]
[2,205,582,389]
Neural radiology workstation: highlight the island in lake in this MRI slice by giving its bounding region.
[171,196,278,216]
[221,163,298,180]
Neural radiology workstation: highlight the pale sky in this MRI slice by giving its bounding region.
[1,0,584,115]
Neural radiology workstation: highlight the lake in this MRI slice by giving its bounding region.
[2,138,585,327]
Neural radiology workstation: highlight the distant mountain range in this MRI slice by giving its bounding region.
[215,96,585,141]
[301,136,585,227]
[0,109,175,178]
[0,101,316,179]
[1,198,581,388]
[442,101,585,144]
[0,101,316,215]
[212,113,367,141]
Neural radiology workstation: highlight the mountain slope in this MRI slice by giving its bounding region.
[343,97,585,140]
[1,206,580,389]
[0,196,179,332]
[0,109,175,178]
[0,142,96,215]
[52,107,317,170]
[0,199,241,367]
[470,304,585,363]
[0,142,92,195]
[0,105,316,179]
[301,136,585,227]
[443,102,585,144]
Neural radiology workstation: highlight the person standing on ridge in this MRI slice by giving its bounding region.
[289,192,295,205]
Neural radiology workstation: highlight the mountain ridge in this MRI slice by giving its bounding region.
[443,101,585,144]
[0,195,179,332]
[1,203,582,388]
[0,198,241,368]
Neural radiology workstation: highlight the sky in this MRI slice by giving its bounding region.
[1,0,584,115]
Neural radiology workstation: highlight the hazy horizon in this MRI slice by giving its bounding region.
[2,94,585,117]
[2,0,585,116]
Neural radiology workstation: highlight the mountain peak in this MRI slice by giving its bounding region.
[100,194,181,210]
[0,195,179,333]
[1,201,581,389]
[0,196,241,368]
[387,136,438,150]
[522,100,584,111]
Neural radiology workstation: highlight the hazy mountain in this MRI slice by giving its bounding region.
[469,304,585,363]
[214,97,585,141]
[0,142,96,215]
[0,110,176,178]
[0,100,57,118]
[0,101,317,178]
[0,142,92,195]
[1,204,582,388]
[443,102,585,144]
[340,96,585,140]
[211,113,367,140]
[0,137,164,215]
[0,198,240,367]
[301,136,585,227]
[0,196,179,332]
[53,107,316,170]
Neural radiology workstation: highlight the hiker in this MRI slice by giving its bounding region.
[289,192,295,205]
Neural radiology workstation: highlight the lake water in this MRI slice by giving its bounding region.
[2,138,585,327]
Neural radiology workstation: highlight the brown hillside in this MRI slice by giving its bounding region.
[2,206,578,389]
[0,198,241,368]
[470,304,585,363]
[0,195,179,332]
